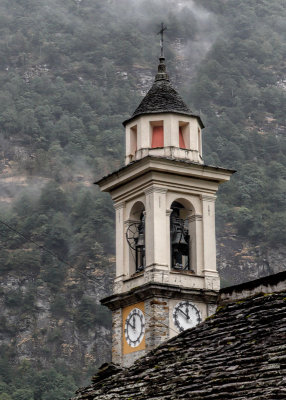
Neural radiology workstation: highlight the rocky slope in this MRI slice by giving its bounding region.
[0,261,113,370]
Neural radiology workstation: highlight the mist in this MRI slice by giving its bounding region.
[106,0,219,77]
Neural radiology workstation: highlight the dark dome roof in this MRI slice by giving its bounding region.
[123,57,203,127]
[132,79,192,118]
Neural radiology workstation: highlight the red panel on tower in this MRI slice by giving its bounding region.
[152,126,164,148]
[179,127,186,149]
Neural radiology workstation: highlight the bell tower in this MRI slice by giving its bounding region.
[97,43,234,367]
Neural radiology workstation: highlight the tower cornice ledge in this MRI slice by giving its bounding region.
[95,156,235,193]
[100,282,218,311]
[123,110,204,128]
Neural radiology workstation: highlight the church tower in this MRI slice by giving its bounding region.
[97,40,234,367]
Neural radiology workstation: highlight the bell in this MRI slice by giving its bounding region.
[171,218,188,252]
[172,231,188,250]
[170,212,190,269]
[135,215,145,271]
[136,233,145,249]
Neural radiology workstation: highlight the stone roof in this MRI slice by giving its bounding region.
[71,289,286,400]
[132,79,192,117]
[123,57,203,127]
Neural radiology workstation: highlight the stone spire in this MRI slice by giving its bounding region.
[155,23,169,81]
[155,56,169,81]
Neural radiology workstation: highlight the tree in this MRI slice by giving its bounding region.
[12,389,33,400]
[0,394,12,400]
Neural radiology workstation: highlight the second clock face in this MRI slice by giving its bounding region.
[124,308,145,348]
[173,301,201,332]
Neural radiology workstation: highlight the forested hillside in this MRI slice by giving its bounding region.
[0,0,285,399]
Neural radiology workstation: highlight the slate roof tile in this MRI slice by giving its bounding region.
[131,79,192,118]
[71,292,286,400]
[122,57,204,127]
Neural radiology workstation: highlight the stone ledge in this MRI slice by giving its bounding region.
[101,282,218,311]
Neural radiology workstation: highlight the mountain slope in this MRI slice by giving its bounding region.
[0,0,285,398]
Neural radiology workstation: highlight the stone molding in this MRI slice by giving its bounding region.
[101,282,219,311]
[114,201,126,210]
[144,186,168,196]
[203,269,220,275]
[124,218,139,225]
[201,194,217,202]
[132,147,203,165]
[187,214,202,222]
[166,208,172,216]
[96,156,235,193]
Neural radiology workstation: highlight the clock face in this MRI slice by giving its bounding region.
[124,308,145,348]
[173,301,201,332]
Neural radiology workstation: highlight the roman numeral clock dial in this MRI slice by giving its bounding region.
[124,308,145,348]
[173,301,201,332]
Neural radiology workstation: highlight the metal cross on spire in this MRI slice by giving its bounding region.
[157,22,167,58]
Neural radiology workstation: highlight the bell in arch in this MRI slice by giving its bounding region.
[126,211,146,273]
[135,213,145,272]
[170,202,190,270]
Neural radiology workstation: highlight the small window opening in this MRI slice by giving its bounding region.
[179,122,189,149]
[151,125,164,148]
[130,125,137,155]
[179,127,186,149]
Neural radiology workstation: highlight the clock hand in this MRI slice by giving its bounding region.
[127,317,135,330]
[186,306,190,320]
[178,308,188,319]
[133,315,136,330]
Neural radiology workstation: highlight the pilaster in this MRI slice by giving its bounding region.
[144,187,169,270]
[188,214,203,275]
[201,195,217,273]
[114,202,126,278]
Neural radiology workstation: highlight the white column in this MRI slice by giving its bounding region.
[188,214,203,275]
[166,209,172,270]
[140,117,150,149]
[144,187,168,270]
[166,114,175,147]
[189,119,199,152]
[201,194,217,275]
[114,202,126,279]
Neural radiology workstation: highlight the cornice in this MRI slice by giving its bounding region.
[95,156,235,194]
[101,282,219,311]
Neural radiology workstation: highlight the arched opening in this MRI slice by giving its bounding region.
[179,127,186,148]
[170,200,192,271]
[126,201,146,274]
[179,121,190,149]
[130,125,137,156]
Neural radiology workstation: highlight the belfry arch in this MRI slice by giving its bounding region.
[167,197,202,275]
[126,201,146,275]
[170,200,191,271]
